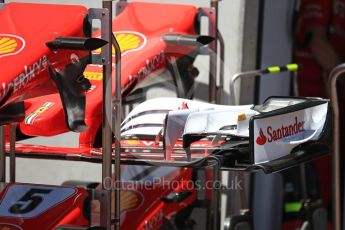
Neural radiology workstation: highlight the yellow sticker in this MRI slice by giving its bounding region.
[238,113,247,122]
[124,140,139,146]
[84,72,103,81]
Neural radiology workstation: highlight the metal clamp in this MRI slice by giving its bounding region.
[0,126,5,183]
[88,8,111,65]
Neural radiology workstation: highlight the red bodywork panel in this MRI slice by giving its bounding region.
[0,3,88,106]
[90,168,196,229]
[0,170,197,230]
[18,2,199,148]
[3,137,217,229]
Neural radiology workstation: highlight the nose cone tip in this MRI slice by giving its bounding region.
[68,120,88,132]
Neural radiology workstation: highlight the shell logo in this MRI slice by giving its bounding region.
[85,32,147,81]
[0,34,25,58]
[0,223,22,230]
[91,190,143,215]
[118,190,143,213]
[95,31,147,56]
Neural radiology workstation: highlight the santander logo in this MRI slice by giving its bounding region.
[256,116,305,145]
[178,101,189,110]
[256,128,267,145]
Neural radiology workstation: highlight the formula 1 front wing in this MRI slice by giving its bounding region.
[12,96,331,173]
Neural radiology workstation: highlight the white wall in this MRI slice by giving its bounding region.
[258,0,294,102]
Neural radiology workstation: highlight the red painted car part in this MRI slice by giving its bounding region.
[19,1,199,148]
